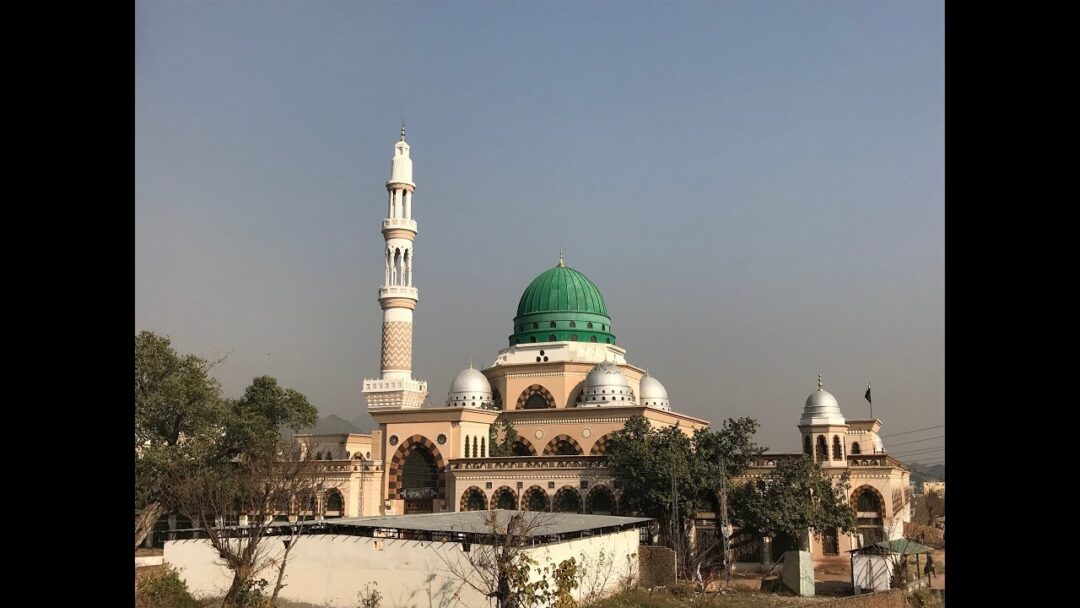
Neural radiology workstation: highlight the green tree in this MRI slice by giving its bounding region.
[489,418,521,457]
[728,456,856,551]
[135,331,226,549]
[605,415,765,550]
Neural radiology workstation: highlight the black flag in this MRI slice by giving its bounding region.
[864,383,872,404]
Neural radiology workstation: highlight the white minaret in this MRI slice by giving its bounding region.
[363,125,428,410]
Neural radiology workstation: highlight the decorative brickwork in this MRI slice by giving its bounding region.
[381,321,412,371]
[543,434,584,456]
[387,435,446,500]
[589,433,614,455]
[490,486,518,510]
[459,486,487,511]
[515,384,555,409]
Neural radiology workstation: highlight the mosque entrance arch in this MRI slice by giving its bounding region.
[389,435,447,514]
[851,485,886,545]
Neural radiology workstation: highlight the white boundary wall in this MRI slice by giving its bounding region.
[165,529,639,607]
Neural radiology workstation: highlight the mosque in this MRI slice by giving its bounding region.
[289,128,911,563]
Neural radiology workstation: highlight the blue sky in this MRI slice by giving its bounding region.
[136,0,944,457]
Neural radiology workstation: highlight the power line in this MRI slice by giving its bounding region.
[892,446,945,457]
[886,434,945,448]
[881,424,944,439]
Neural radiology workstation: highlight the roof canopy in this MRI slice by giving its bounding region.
[848,538,935,555]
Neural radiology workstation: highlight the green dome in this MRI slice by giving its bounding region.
[510,264,615,347]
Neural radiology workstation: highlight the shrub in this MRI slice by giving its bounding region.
[135,565,200,608]
[903,522,945,548]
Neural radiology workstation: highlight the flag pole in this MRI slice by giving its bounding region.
[865,382,873,420]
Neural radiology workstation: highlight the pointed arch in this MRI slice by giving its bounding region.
[521,486,550,512]
[516,384,556,410]
[589,433,615,455]
[832,435,843,460]
[490,486,518,510]
[323,488,345,518]
[510,436,538,457]
[387,435,448,500]
[553,486,583,513]
[543,434,584,456]
[850,485,887,516]
[585,485,616,515]
[459,486,487,512]
[816,435,828,462]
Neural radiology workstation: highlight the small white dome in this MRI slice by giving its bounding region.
[579,363,636,407]
[800,377,846,425]
[447,367,493,408]
[639,374,670,411]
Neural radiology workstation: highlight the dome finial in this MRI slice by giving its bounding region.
[558,248,565,267]
[400,120,406,141]
[818,373,823,391]
[469,358,473,369]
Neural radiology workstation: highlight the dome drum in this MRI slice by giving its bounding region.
[639,375,671,411]
[446,367,493,409]
[510,265,615,346]
[578,363,637,407]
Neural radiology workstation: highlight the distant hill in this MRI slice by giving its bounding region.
[906,461,945,490]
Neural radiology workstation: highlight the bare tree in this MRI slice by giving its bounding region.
[166,443,327,608]
[436,510,565,608]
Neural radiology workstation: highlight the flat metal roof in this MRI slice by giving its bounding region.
[326,510,652,536]
[162,510,653,546]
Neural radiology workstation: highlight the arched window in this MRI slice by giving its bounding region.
[851,442,862,455]
[529,337,537,343]
[550,321,557,328]
[587,322,594,329]
[548,334,557,341]
[492,487,517,510]
[524,393,549,409]
[533,323,539,329]
[401,448,438,495]
[325,490,344,517]
[571,335,579,341]
[523,487,550,512]
[803,436,812,456]
[552,440,578,455]
[463,488,486,511]
[553,487,582,513]
[585,485,615,515]
[832,436,843,460]
[465,437,471,458]
[480,437,486,457]
[816,435,828,462]
[569,321,576,328]
[590,336,597,342]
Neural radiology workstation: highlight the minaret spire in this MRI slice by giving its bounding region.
[818,373,824,391]
[558,248,565,267]
[363,126,427,411]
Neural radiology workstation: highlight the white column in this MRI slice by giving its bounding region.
[404,191,412,219]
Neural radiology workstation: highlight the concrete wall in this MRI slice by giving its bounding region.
[165,528,640,607]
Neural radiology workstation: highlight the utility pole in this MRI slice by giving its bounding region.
[719,458,732,585]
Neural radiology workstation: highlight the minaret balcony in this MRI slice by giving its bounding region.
[382,218,417,233]
[379,286,418,300]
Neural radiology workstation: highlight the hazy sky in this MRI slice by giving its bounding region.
[135,0,944,460]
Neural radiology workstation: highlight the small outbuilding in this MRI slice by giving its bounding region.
[849,538,935,594]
